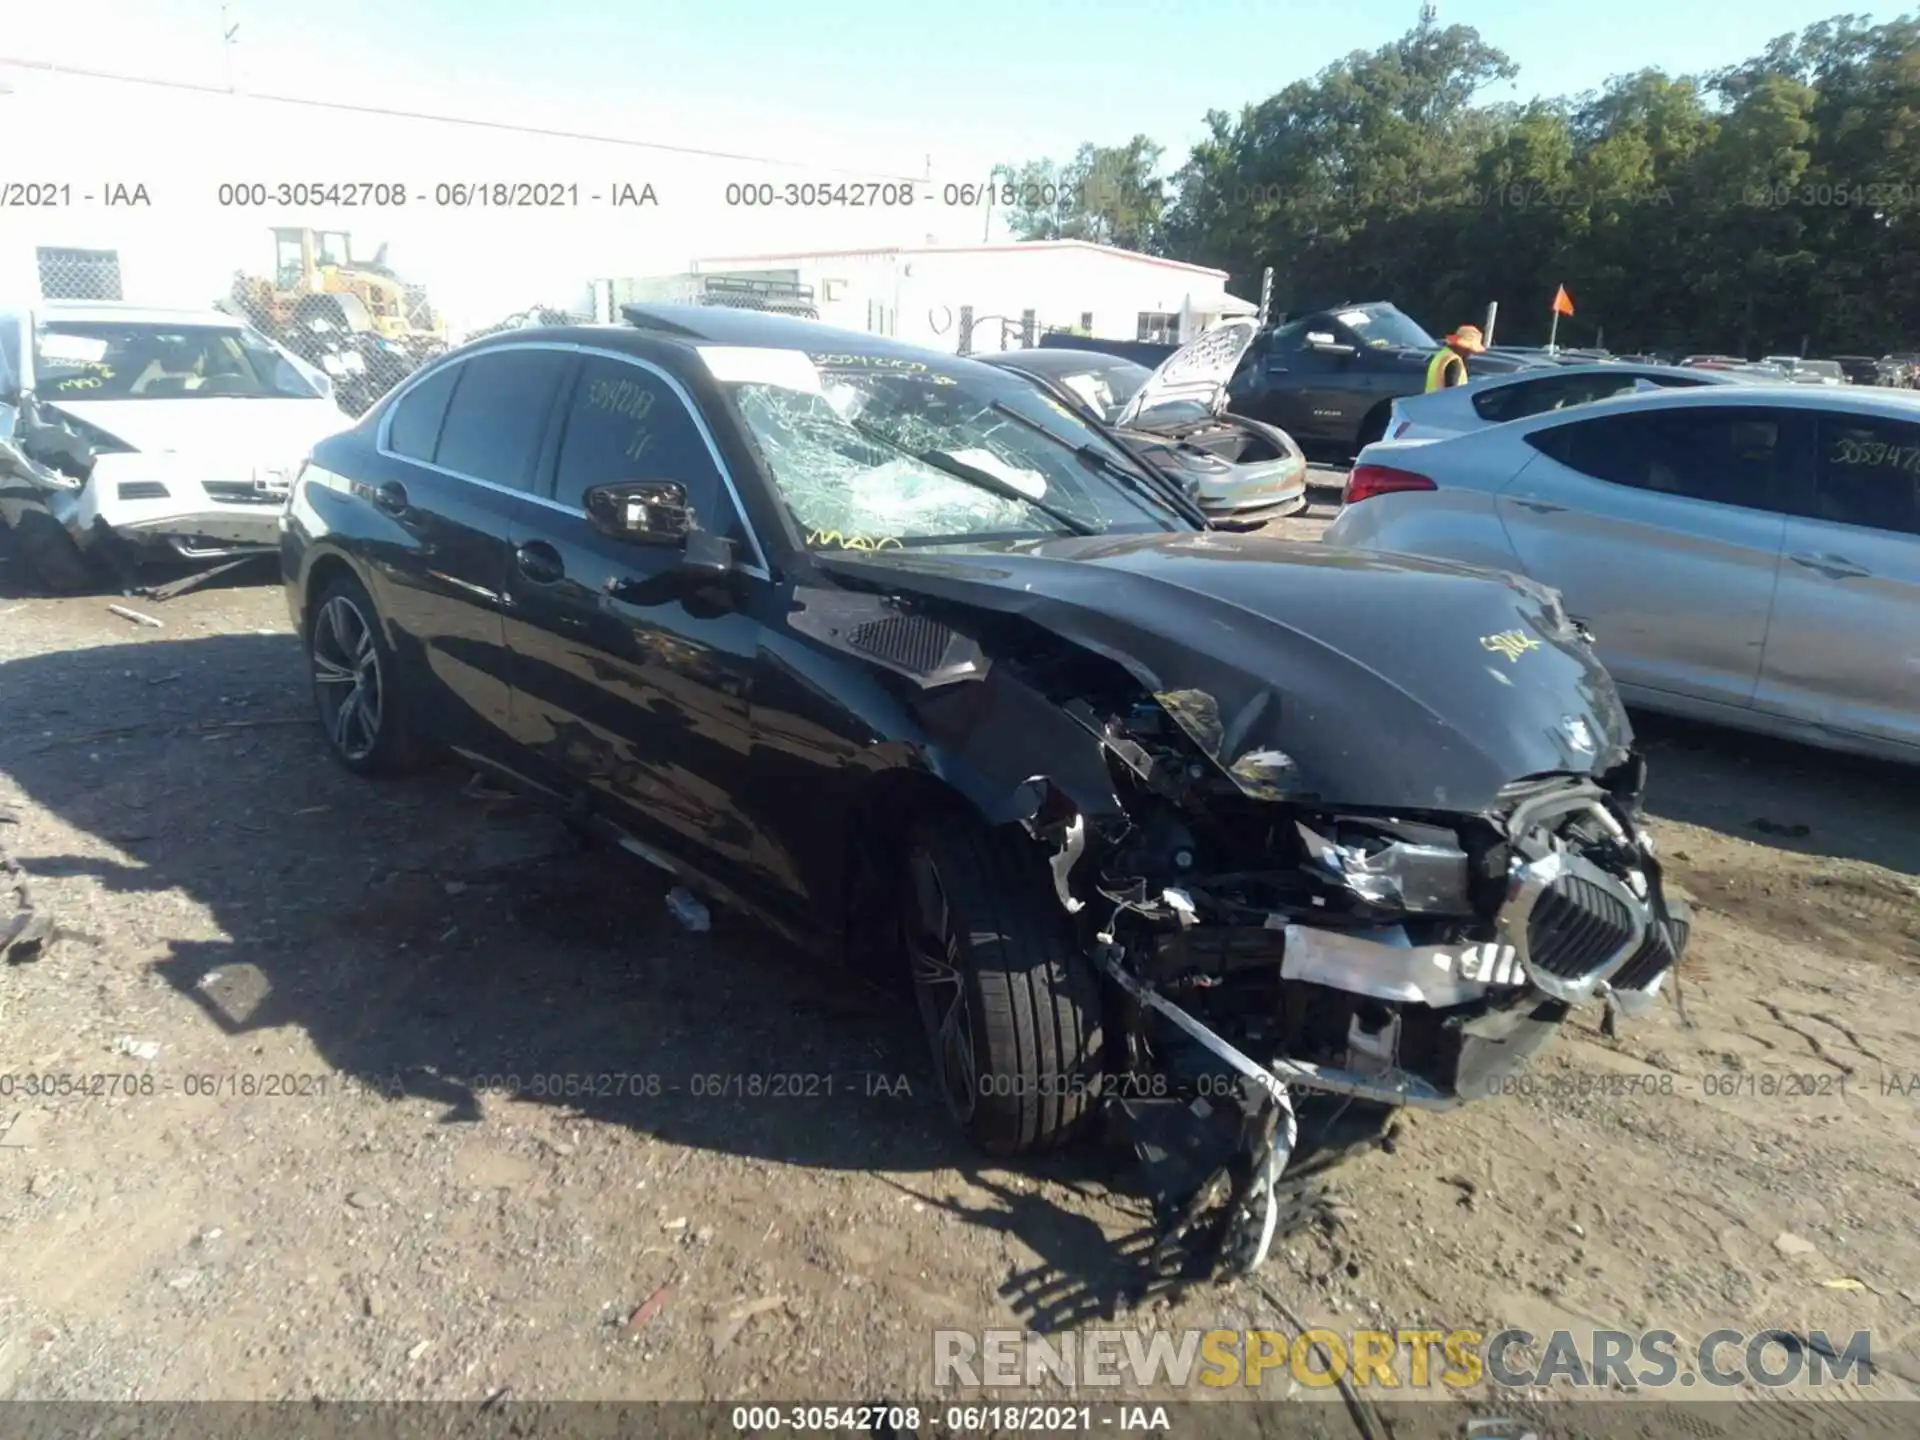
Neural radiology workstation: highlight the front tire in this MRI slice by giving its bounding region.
[903,816,1103,1156]
[307,572,425,777]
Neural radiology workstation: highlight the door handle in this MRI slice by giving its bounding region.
[1788,552,1871,580]
[514,540,565,585]
[372,481,409,516]
[1511,498,1567,514]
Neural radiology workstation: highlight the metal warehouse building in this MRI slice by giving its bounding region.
[607,240,1256,354]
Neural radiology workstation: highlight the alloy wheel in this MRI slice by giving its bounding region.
[905,847,979,1124]
[311,594,384,762]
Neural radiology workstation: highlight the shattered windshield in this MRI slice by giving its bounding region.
[33,322,325,401]
[703,345,1186,551]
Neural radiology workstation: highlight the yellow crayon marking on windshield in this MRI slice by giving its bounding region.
[1481,629,1541,663]
[807,529,904,552]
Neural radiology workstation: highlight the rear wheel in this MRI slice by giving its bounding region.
[2,507,96,594]
[307,573,426,777]
[902,815,1103,1156]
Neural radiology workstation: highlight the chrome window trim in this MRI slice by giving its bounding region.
[375,339,773,580]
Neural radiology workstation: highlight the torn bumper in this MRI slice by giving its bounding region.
[1190,454,1310,521]
[1103,926,1570,1112]
[1097,864,1687,1113]
[73,455,292,552]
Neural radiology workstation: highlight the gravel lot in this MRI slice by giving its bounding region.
[2,480,1918,1428]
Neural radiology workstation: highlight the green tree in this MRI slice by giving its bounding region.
[994,137,1168,252]
[1009,12,1920,356]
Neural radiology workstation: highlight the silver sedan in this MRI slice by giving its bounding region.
[1324,385,1920,763]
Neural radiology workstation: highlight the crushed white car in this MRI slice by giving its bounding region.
[0,301,349,591]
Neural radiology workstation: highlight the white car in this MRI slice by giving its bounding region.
[1325,384,1920,763]
[1384,362,1742,443]
[0,300,349,590]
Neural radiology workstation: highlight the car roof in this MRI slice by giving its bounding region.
[1473,361,1739,387]
[28,300,245,328]
[978,348,1150,378]
[1516,378,1920,425]
[621,303,958,360]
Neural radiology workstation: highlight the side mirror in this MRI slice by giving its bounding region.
[1305,334,1357,358]
[584,480,694,546]
[583,480,737,580]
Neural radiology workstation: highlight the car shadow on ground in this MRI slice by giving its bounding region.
[0,629,1252,1328]
[0,536,280,602]
[10,632,1905,1332]
[1633,710,1920,877]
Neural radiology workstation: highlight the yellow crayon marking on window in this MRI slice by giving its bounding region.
[1480,629,1541,662]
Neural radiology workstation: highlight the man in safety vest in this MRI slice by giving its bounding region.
[1424,324,1487,391]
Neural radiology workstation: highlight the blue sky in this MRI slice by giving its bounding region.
[7,0,1901,178]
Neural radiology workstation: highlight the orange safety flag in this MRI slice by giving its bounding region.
[1552,284,1575,316]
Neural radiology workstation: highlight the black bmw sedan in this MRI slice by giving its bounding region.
[282,306,1687,1250]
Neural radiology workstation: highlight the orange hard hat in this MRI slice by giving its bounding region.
[1445,325,1487,354]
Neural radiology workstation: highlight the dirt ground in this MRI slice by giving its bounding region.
[2,488,1917,1429]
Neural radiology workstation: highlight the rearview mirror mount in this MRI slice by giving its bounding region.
[678,528,736,579]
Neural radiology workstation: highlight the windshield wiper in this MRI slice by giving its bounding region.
[842,415,1099,537]
[987,401,1210,528]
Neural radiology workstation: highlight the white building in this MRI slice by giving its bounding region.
[609,241,1256,354]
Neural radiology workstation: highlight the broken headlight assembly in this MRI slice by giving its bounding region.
[1036,688,1688,1278]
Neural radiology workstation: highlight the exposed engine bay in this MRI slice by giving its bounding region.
[830,588,1694,1278]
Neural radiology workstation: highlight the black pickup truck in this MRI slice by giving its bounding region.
[1221,301,1544,454]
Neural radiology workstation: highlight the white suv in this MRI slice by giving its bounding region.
[0,301,350,590]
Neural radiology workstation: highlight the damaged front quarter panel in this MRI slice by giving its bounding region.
[0,396,91,532]
[796,544,1684,1279]
[783,582,1127,836]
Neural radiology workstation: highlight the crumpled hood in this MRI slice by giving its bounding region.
[43,397,350,463]
[816,529,1634,813]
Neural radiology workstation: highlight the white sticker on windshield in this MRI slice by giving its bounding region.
[1061,374,1107,411]
[695,346,822,394]
[945,447,1048,499]
[37,334,111,364]
[1333,310,1372,328]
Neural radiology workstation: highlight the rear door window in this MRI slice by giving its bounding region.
[1811,412,1920,535]
[1478,374,1658,423]
[1526,407,1795,512]
[432,348,569,491]
[387,362,461,462]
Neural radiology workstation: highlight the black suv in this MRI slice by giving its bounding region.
[1224,301,1542,453]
